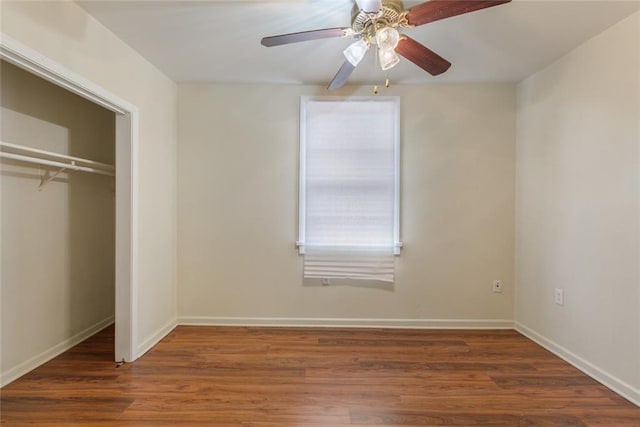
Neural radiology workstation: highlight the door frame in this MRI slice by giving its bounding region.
[1,34,138,362]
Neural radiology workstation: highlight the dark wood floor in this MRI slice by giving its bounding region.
[1,325,638,426]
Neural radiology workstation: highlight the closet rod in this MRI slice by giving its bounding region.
[0,152,115,176]
[0,141,115,172]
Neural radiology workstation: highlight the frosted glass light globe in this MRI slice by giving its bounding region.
[375,27,400,51]
[343,39,369,66]
[379,48,400,71]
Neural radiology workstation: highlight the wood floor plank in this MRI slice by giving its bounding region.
[1,325,639,425]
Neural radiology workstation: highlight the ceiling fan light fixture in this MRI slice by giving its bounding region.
[343,39,369,66]
[378,48,400,71]
[375,26,400,51]
[260,0,512,90]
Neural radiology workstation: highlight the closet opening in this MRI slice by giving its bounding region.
[1,39,136,386]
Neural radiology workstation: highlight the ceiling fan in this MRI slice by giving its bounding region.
[261,0,511,90]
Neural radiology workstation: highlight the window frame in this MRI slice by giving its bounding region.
[297,96,402,255]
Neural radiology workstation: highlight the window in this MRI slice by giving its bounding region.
[298,97,401,282]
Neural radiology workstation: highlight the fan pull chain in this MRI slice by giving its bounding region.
[373,79,390,94]
[373,46,379,94]
[371,50,391,95]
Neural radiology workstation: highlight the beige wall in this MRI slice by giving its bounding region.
[515,11,640,399]
[1,1,178,359]
[178,84,516,325]
[1,61,115,376]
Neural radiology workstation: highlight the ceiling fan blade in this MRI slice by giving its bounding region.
[395,36,451,76]
[406,0,511,26]
[355,0,382,13]
[261,28,351,47]
[327,61,356,91]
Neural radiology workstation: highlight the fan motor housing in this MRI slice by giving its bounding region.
[351,0,405,37]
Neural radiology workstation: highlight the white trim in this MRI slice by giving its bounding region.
[515,322,640,407]
[0,35,130,114]
[115,112,138,362]
[135,318,177,358]
[178,316,514,329]
[0,317,114,387]
[297,98,307,254]
[1,33,139,363]
[392,96,401,255]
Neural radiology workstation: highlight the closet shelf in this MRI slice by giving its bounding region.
[0,141,115,177]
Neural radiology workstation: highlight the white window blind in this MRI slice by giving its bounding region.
[298,97,401,282]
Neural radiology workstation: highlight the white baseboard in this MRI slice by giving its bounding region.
[135,317,177,359]
[178,316,514,329]
[0,316,114,387]
[515,322,640,407]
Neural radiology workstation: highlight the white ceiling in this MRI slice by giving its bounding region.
[78,0,640,85]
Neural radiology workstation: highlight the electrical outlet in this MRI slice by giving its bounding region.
[554,288,564,306]
[492,280,503,293]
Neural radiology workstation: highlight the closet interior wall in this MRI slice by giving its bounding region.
[1,60,115,377]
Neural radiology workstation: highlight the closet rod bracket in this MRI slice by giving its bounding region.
[38,165,68,190]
